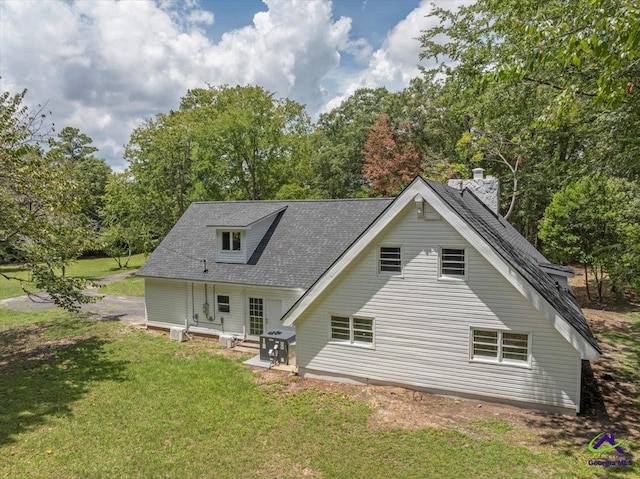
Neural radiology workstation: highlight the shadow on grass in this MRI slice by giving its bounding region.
[0,265,29,274]
[0,321,128,446]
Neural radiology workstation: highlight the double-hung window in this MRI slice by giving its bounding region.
[379,246,402,274]
[330,315,374,346]
[471,329,530,365]
[222,231,242,251]
[440,247,466,279]
[217,295,230,313]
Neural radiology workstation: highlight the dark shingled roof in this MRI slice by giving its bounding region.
[137,199,393,289]
[204,203,288,227]
[424,179,600,354]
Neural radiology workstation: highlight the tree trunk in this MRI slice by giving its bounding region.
[593,264,603,302]
[598,264,604,301]
[503,175,518,220]
[123,242,132,268]
[584,263,591,301]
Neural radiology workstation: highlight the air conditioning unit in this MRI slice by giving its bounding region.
[219,335,236,348]
[170,327,186,342]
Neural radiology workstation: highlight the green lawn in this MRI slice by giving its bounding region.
[98,275,145,297]
[0,254,146,300]
[0,309,622,479]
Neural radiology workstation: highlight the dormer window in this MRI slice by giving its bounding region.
[222,231,242,251]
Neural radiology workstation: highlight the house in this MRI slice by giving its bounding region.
[137,170,601,415]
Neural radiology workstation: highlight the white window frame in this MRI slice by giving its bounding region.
[469,328,531,368]
[378,245,403,275]
[217,294,230,313]
[330,314,375,348]
[221,230,243,252]
[439,246,467,280]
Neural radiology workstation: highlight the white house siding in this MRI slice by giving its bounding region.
[294,202,582,413]
[145,278,188,327]
[246,214,277,260]
[146,278,304,338]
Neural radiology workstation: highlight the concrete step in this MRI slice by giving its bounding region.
[235,341,259,352]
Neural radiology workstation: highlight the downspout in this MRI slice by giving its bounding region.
[243,288,247,340]
[190,282,195,326]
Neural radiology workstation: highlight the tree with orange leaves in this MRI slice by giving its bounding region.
[361,115,422,196]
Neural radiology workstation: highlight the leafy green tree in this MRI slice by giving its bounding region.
[539,174,640,300]
[48,127,111,223]
[421,0,640,112]
[122,85,312,241]
[100,172,153,268]
[385,77,469,183]
[419,0,640,244]
[181,85,312,200]
[0,89,97,311]
[311,88,391,198]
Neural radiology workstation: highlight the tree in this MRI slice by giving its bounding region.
[421,0,640,112]
[0,89,97,311]
[419,0,640,243]
[122,85,313,242]
[181,85,312,200]
[100,172,153,268]
[311,88,391,198]
[48,127,111,224]
[361,116,423,196]
[539,174,640,300]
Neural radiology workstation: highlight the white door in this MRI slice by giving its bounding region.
[265,299,283,332]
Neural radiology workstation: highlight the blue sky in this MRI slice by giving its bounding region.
[0,0,468,170]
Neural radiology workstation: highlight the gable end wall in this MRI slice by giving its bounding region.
[295,202,581,413]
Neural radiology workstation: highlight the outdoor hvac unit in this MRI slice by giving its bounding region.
[219,335,236,348]
[169,327,186,342]
[259,328,296,365]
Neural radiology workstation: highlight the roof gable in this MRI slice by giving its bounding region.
[282,177,600,360]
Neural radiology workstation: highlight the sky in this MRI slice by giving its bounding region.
[0,0,469,171]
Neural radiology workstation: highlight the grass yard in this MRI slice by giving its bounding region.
[98,275,145,297]
[0,254,146,300]
[1,308,637,478]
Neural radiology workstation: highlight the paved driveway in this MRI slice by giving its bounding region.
[0,271,145,324]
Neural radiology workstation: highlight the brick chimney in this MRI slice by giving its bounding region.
[448,168,500,214]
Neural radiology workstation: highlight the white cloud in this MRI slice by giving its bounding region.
[323,0,472,113]
[1,0,367,170]
[0,0,467,171]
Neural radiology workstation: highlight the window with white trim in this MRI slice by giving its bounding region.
[217,295,230,313]
[440,247,466,278]
[330,315,374,346]
[379,246,402,274]
[221,231,242,251]
[471,329,530,364]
